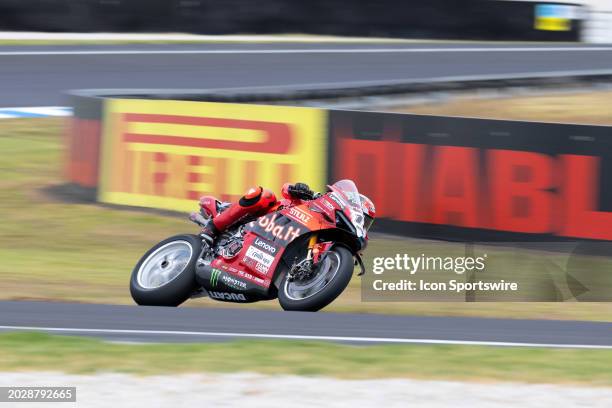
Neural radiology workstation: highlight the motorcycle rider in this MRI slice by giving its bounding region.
[193,182,317,244]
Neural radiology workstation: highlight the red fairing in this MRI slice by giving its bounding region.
[211,233,282,289]
[199,196,219,218]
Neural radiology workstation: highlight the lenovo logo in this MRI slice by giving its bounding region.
[254,238,276,253]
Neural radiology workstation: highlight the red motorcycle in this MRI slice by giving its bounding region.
[130,179,375,312]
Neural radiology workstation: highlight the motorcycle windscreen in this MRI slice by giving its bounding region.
[330,179,366,237]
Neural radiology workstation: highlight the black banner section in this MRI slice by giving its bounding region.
[0,0,581,41]
[328,110,612,242]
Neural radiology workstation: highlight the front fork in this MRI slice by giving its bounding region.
[305,234,318,262]
[307,234,366,276]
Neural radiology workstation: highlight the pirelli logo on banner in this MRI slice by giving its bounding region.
[98,99,326,211]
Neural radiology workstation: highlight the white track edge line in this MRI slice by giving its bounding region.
[0,325,610,349]
[0,106,69,110]
[0,47,612,56]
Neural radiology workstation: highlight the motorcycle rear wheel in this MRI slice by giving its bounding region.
[130,234,201,307]
[278,245,354,312]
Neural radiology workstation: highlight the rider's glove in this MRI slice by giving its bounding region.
[288,182,316,200]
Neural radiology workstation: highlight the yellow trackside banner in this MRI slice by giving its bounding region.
[98,99,327,212]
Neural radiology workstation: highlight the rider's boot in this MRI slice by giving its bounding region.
[188,211,217,246]
[199,219,219,246]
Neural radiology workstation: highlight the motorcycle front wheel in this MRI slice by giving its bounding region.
[130,234,201,306]
[278,245,354,312]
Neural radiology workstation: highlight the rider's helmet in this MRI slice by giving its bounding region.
[359,194,376,231]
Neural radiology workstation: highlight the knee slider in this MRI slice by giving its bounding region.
[239,186,263,207]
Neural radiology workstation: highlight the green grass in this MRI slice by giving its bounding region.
[0,332,610,385]
[2,118,612,320]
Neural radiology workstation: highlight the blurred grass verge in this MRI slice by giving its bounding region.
[392,90,612,125]
[1,115,612,321]
[1,332,611,385]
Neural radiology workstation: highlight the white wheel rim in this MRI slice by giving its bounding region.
[137,241,193,289]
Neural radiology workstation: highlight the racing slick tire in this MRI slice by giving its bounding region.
[130,234,201,307]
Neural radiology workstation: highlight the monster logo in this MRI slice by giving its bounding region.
[210,268,222,287]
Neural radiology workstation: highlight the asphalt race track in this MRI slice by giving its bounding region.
[3,41,612,346]
[0,301,611,348]
[1,42,612,106]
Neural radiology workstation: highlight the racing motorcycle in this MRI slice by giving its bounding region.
[129,179,375,312]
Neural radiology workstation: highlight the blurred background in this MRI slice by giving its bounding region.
[1,1,612,407]
[0,0,605,41]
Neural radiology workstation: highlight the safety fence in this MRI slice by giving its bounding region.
[66,95,612,242]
